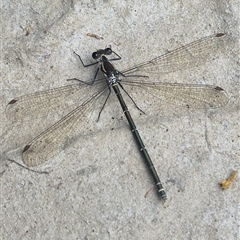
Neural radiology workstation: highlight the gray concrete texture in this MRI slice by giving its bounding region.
[1,0,239,239]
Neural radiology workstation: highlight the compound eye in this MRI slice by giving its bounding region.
[105,48,112,55]
[92,52,99,59]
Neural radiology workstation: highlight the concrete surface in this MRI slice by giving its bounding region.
[1,0,239,239]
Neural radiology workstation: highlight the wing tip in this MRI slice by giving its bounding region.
[8,99,18,104]
[23,144,31,153]
[215,33,225,38]
[214,86,224,91]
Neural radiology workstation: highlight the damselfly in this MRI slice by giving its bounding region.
[6,33,229,200]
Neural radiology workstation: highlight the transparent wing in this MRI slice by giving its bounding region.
[122,33,226,75]
[6,80,104,121]
[22,84,108,167]
[121,78,229,110]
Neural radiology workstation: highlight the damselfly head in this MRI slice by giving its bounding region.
[92,51,101,59]
[92,48,112,59]
[104,48,112,55]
